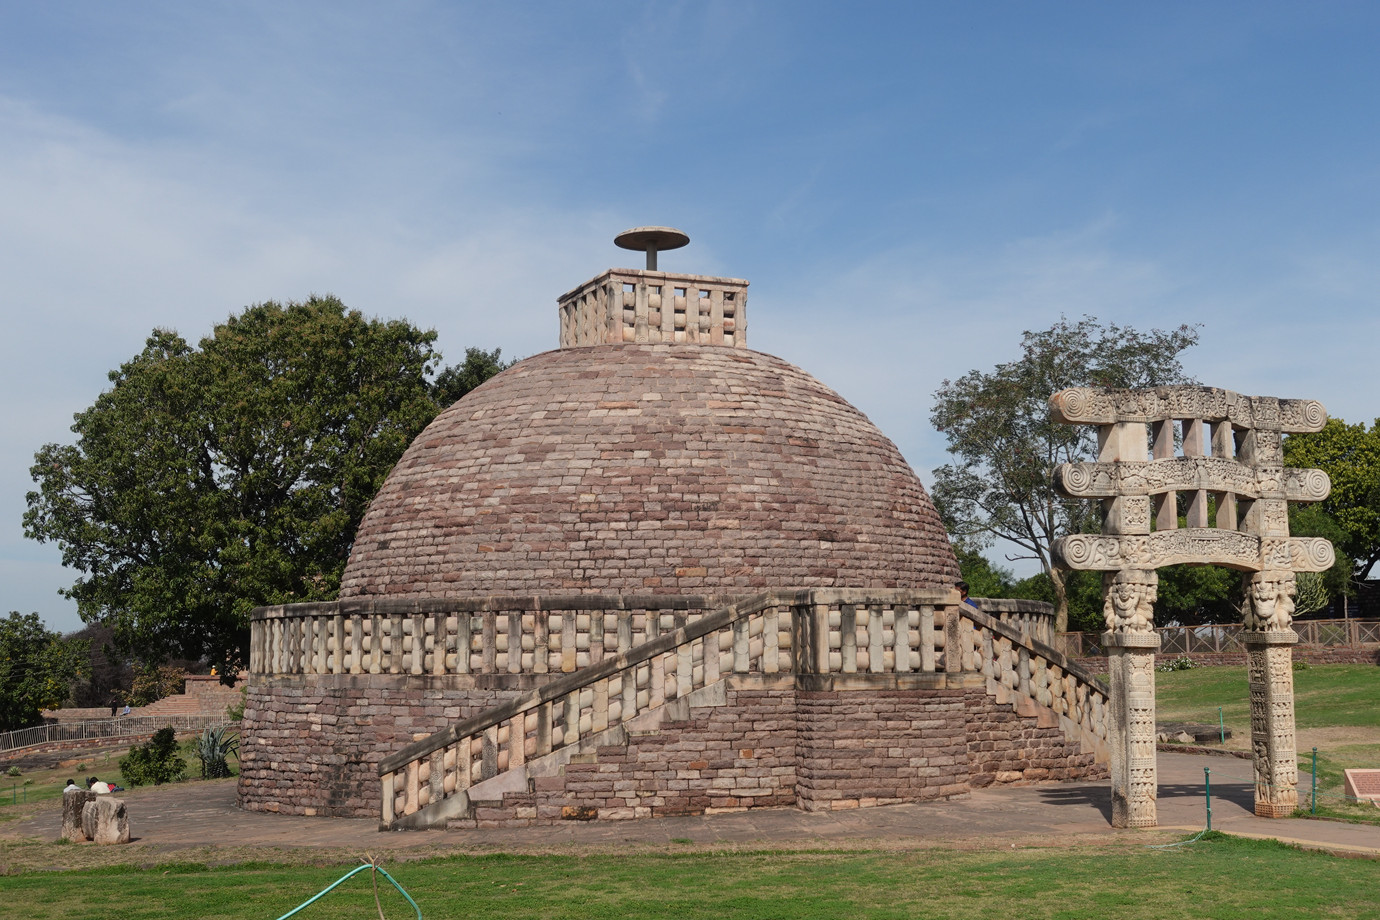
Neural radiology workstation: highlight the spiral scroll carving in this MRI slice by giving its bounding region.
[1062,464,1095,494]
[1051,388,1094,422]
[1298,469,1330,502]
[1299,538,1335,572]
[1056,535,1096,568]
[1300,399,1326,431]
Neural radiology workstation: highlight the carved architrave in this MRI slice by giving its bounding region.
[1053,531,1335,573]
[1055,459,1330,503]
[1050,386,1327,432]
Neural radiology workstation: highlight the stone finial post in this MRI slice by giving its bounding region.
[1050,385,1332,826]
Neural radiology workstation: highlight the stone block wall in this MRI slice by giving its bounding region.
[795,686,969,810]
[238,675,521,817]
[243,659,1108,824]
[964,687,1105,786]
[440,676,1106,828]
[463,685,799,827]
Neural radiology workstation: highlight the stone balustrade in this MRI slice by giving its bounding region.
[250,595,726,680]
[375,588,1108,829]
[949,606,1110,751]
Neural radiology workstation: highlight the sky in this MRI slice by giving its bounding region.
[2,2,1378,634]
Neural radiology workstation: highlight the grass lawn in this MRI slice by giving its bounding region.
[1156,662,1380,824]
[0,734,239,822]
[0,835,1377,920]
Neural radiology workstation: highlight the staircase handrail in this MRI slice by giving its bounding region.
[378,591,779,776]
[377,587,1113,828]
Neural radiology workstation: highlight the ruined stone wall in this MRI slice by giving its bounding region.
[238,675,523,817]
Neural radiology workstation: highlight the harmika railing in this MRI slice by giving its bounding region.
[375,588,1107,829]
[1058,617,1380,658]
[0,714,228,755]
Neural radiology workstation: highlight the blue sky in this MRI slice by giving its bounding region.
[3,2,1378,633]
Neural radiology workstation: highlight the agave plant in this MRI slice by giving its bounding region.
[194,725,240,779]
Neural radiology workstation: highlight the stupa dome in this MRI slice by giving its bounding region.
[339,230,958,599]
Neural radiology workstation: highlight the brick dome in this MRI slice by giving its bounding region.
[341,343,958,599]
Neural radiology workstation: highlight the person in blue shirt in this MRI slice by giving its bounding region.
[957,581,980,609]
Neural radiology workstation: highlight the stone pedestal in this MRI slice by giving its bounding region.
[1244,630,1299,818]
[1105,630,1160,828]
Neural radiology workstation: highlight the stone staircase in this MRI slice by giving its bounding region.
[134,674,244,722]
[379,590,1111,829]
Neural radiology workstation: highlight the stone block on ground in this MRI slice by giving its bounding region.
[80,796,130,844]
[62,789,95,841]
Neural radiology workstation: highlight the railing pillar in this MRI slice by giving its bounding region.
[1244,629,1300,817]
[1105,629,1161,828]
[918,605,935,673]
[944,606,964,673]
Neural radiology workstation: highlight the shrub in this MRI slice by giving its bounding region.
[1157,656,1196,672]
[225,686,247,722]
[120,727,186,786]
[5,766,20,777]
[194,725,239,779]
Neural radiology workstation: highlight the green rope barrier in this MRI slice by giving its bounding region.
[274,860,423,920]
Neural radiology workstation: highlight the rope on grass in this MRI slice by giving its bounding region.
[274,855,422,920]
[1146,828,1211,849]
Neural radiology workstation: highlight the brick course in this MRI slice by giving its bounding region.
[421,677,1106,828]
[340,345,958,600]
[238,675,521,816]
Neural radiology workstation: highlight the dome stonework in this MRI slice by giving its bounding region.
[340,343,958,599]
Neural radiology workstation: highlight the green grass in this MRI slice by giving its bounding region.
[1156,663,1380,732]
[0,734,239,819]
[1157,663,1380,825]
[0,836,1376,919]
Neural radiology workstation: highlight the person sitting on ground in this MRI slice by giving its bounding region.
[63,778,79,792]
[87,776,112,794]
[957,581,980,609]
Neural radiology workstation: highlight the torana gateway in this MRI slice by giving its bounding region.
[240,230,1113,828]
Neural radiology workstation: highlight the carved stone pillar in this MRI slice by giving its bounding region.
[1102,568,1160,828]
[1243,570,1299,818]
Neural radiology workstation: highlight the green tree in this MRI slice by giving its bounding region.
[432,347,514,406]
[1154,564,1240,626]
[931,315,1199,633]
[1282,418,1380,582]
[25,296,507,672]
[954,549,1017,600]
[1004,569,1106,633]
[0,612,89,732]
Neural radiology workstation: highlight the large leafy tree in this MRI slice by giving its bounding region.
[25,296,507,672]
[931,315,1199,632]
[0,612,89,732]
[1283,418,1380,583]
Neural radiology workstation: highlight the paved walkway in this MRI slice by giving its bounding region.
[4,752,1376,858]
